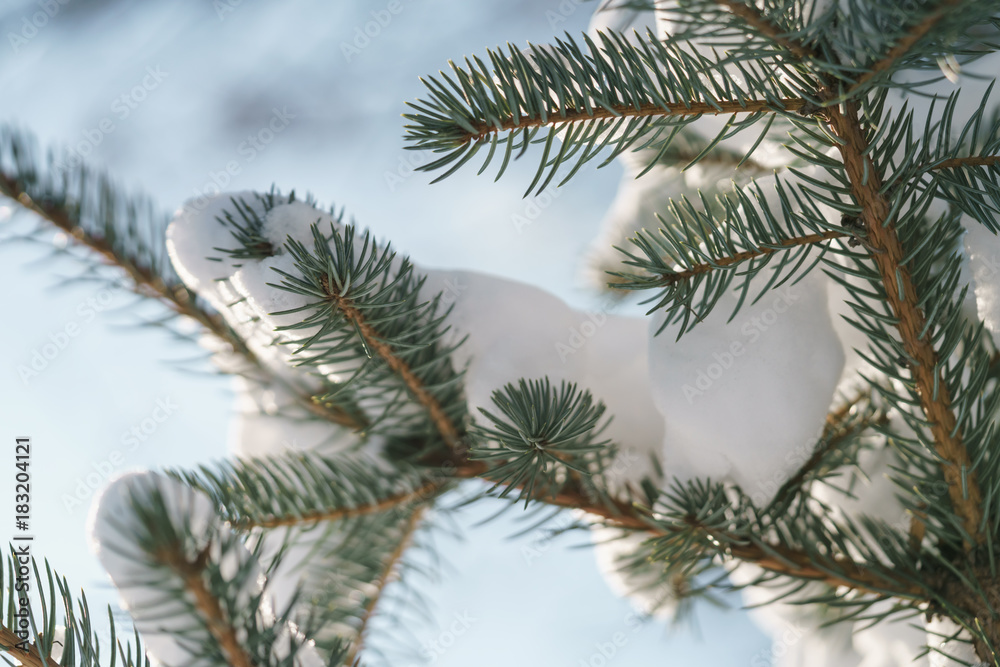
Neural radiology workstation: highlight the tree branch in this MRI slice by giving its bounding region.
[645,230,848,286]
[452,434,921,600]
[232,482,443,530]
[319,274,462,451]
[928,156,1000,171]
[0,174,365,431]
[825,101,984,548]
[710,527,926,598]
[768,391,887,509]
[343,507,427,666]
[846,0,965,96]
[710,0,820,62]
[157,545,257,667]
[0,173,233,349]
[466,98,808,144]
[0,626,60,667]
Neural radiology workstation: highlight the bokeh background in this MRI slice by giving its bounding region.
[0,1,771,664]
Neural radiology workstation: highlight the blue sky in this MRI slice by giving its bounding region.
[0,1,770,664]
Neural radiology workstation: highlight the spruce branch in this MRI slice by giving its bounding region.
[343,507,427,667]
[459,98,808,143]
[767,391,888,511]
[625,230,846,289]
[0,169,233,346]
[603,505,927,599]
[0,553,149,667]
[246,484,441,530]
[270,223,468,457]
[317,272,462,450]
[846,0,967,97]
[927,155,1000,171]
[470,379,612,505]
[705,0,820,62]
[0,627,59,667]
[0,128,233,353]
[404,31,809,194]
[824,101,984,548]
[697,525,925,599]
[456,455,921,603]
[95,475,337,667]
[0,130,363,432]
[915,91,1000,233]
[453,388,925,601]
[610,173,849,336]
[170,451,442,531]
[155,545,256,667]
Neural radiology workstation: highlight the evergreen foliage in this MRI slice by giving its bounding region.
[5,0,1000,664]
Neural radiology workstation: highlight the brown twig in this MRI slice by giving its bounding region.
[824,102,984,548]
[0,174,365,431]
[344,507,427,666]
[650,230,848,285]
[0,626,60,667]
[453,445,920,600]
[928,155,1000,171]
[711,0,820,61]
[157,545,257,667]
[319,275,462,450]
[466,98,808,144]
[232,482,443,530]
[846,0,965,96]
[769,392,886,508]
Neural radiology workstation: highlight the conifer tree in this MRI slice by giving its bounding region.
[4,0,1000,665]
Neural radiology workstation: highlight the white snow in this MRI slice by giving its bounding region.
[228,376,365,458]
[579,313,664,496]
[87,471,250,667]
[86,470,328,667]
[588,0,662,43]
[166,191,279,309]
[583,164,692,285]
[963,216,1000,345]
[730,562,928,667]
[648,261,844,498]
[419,267,589,416]
[260,200,341,250]
[926,617,984,667]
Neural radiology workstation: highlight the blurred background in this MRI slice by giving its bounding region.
[0,1,770,664]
